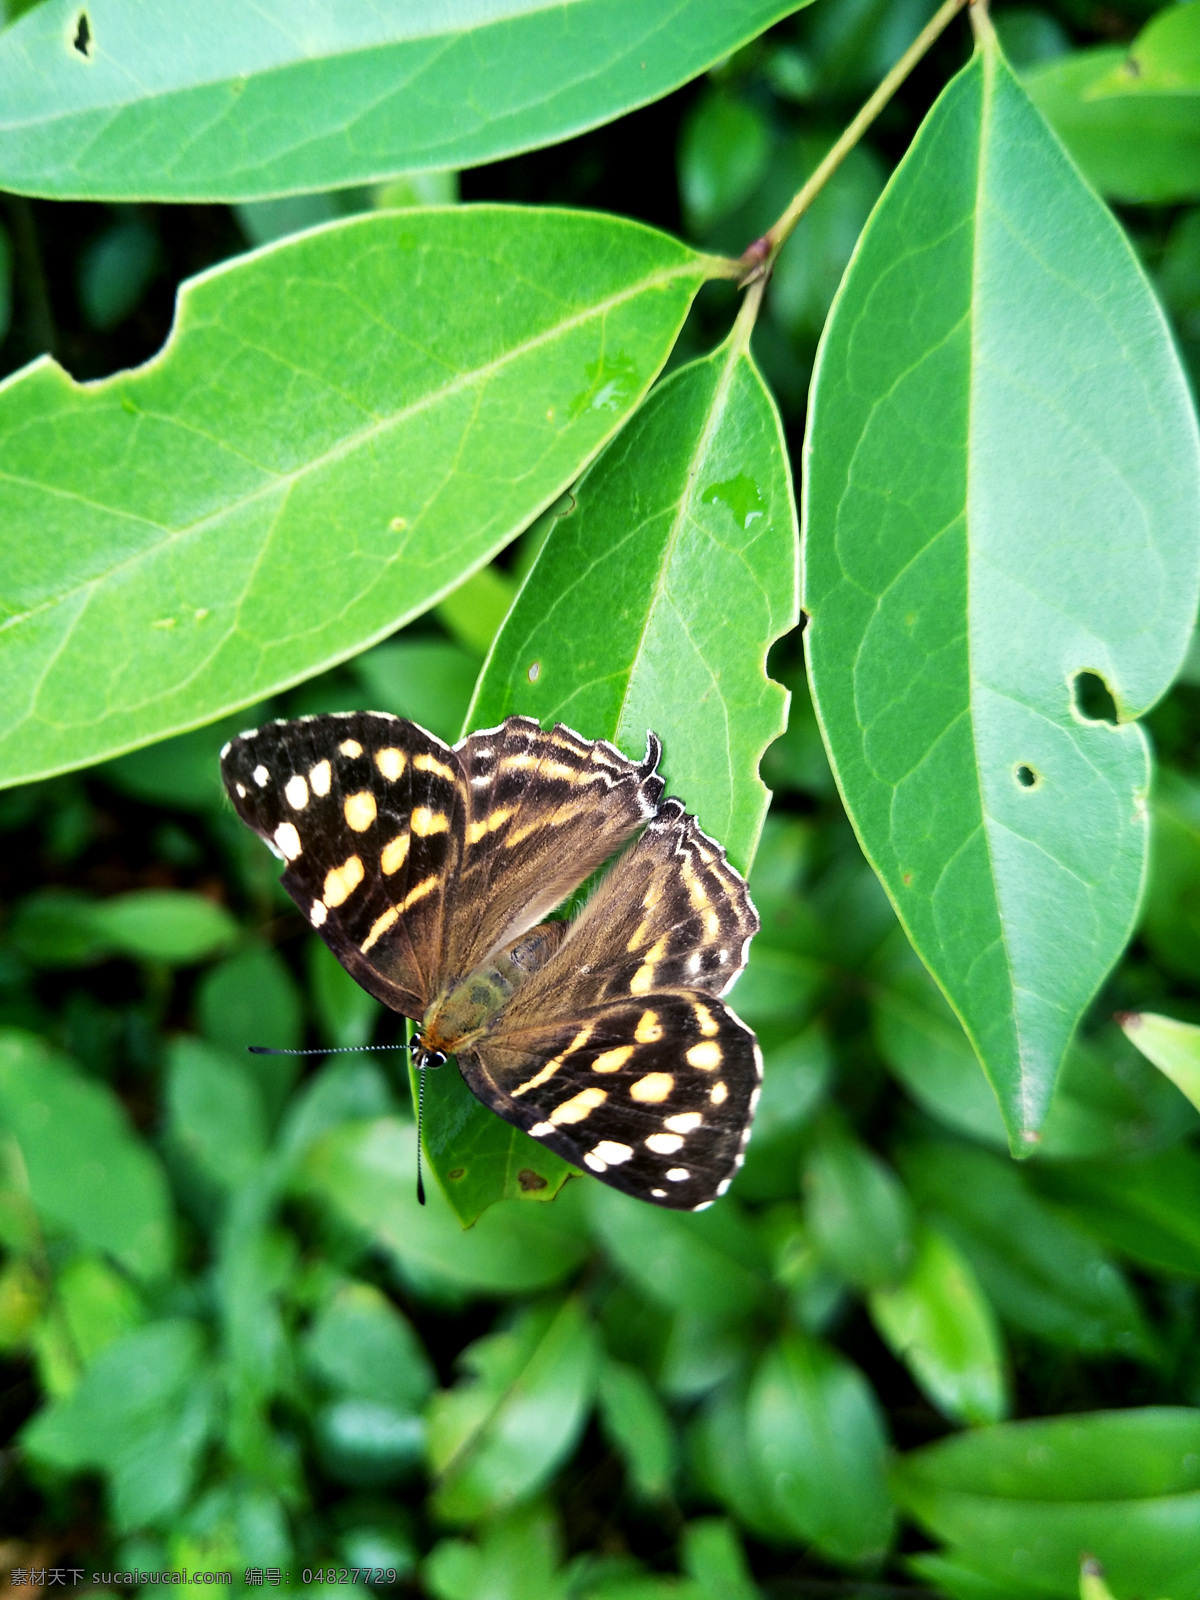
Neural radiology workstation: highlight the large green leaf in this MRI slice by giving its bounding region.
[0,208,711,786]
[471,316,798,876]
[893,1409,1200,1598]
[0,0,807,201]
[1025,1,1200,204]
[803,38,1200,1146]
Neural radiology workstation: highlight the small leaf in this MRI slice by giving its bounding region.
[77,212,158,329]
[681,1519,761,1600]
[679,90,772,234]
[587,1183,772,1322]
[300,1118,589,1295]
[0,0,810,201]
[315,1400,425,1487]
[89,889,239,964]
[804,39,1200,1145]
[597,1357,675,1500]
[57,1253,143,1368]
[428,1297,598,1522]
[868,1227,1008,1426]
[303,1280,434,1412]
[0,1029,172,1277]
[165,1037,267,1195]
[22,1319,214,1533]
[436,565,517,658]
[893,1408,1200,1597]
[0,209,710,786]
[472,321,797,876]
[426,1504,566,1600]
[747,1331,894,1565]
[899,1140,1150,1359]
[1025,44,1200,204]
[1120,1011,1200,1116]
[195,944,303,1121]
[690,1379,795,1544]
[1033,1143,1200,1279]
[804,1121,913,1290]
[354,639,481,747]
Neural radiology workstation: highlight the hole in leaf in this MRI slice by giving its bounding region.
[1073,671,1118,724]
[72,11,91,56]
[447,1167,465,1181]
[527,661,541,683]
[1015,764,1038,788]
[518,1168,547,1192]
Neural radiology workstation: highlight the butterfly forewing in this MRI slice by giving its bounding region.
[459,991,760,1210]
[445,717,664,981]
[220,712,467,1014]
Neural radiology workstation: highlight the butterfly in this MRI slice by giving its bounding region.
[220,712,761,1210]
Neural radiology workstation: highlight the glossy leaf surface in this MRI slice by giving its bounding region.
[803,39,1200,1144]
[1121,1011,1200,1115]
[472,317,798,875]
[0,0,806,201]
[0,208,709,786]
[894,1408,1200,1597]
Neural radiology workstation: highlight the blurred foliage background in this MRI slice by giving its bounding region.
[3,0,1200,1594]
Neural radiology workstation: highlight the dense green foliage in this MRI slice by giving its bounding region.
[3,0,1200,1595]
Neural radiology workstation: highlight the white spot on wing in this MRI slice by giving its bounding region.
[285,774,308,810]
[253,765,269,787]
[310,901,327,927]
[666,1167,690,1182]
[273,822,302,860]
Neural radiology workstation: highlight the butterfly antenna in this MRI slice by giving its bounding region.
[247,1043,410,1055]
[416,1063,427,1207]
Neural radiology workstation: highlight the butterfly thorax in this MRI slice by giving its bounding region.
[420,920,569,1057]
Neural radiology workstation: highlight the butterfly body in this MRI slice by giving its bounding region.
[221,711,761,1210]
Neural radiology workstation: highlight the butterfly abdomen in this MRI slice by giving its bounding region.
[422,920,569,1055]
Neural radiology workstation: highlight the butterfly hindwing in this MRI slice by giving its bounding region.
[220,712,467,1014]
[459,990,761,1210]
[444,718,664,981]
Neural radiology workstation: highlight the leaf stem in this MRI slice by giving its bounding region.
[736,0,974,285]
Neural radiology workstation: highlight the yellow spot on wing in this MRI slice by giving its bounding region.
[511,1024,595,1097]
[375,747,406,780]
[324,855,364,907]
[412,806,448,836]
[339,739,363,758]
[682,858,709,908]
[634,1011,662,1043]
[362,906,399,952]
[694,1004,719,1037]
[274,822,302,860]
[665,1112,702,1133]
[646,1132,684,1154]
[309,759,332,796]
[710,1081,728,1105]
[704,909,721,936]
[466,807,514,845]
[400,875,438,911]
[630,965,654,995]
[687,1040,722,1070]
[381,833,410,874]
[284,775,308,810]
[550,1086,607,1124]
[414,752,457,782]
[344,791,377,831]
[630,1073,674,1103]
[592,1045,634,1073]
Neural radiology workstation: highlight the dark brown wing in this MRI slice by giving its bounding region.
[510,798,759,1013]
[220,712,467,1016]
[443,717,664,981]
[459,991,761,1211]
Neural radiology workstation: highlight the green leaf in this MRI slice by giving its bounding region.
[165,1037,267,1195]
[100,704,271,811]
[78,212,158,330]
[301,1118,590,1294]
[1033,1144,1200,1279]
[0,0,808,201]
[1120,1011,1200,1117]
[1141,772,1200,982]
[1025,44,1200,204]
[303,1280,434,1412]
[435,564,517,658]
[22,1319,214,1533]
[747,1331,894,1565]
[428,1296,598,1522]
[735,1027,831,1203]
[353,639,482,747]
[315,1399,426,1487]
[597,1357,675,1501]
[426,1505,567,1600]
[679,90,772,234]
[0,208,710,786]
[803,1121,913,1290]
[803,39,1200,1146]
[681,1520,760,1600]
[472,320,797,877]
[411,1052,575,1226]
[88,889,239,964]
[868,1227,1008,1426]
[899,1140,1149,1358]
[0,1029,172,1277]
[195,944,303,1121]
[893,1408,1200,1598]
[57,1252,143,1368]
[587,1183,772,1323]
[690,1379,795,1544]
